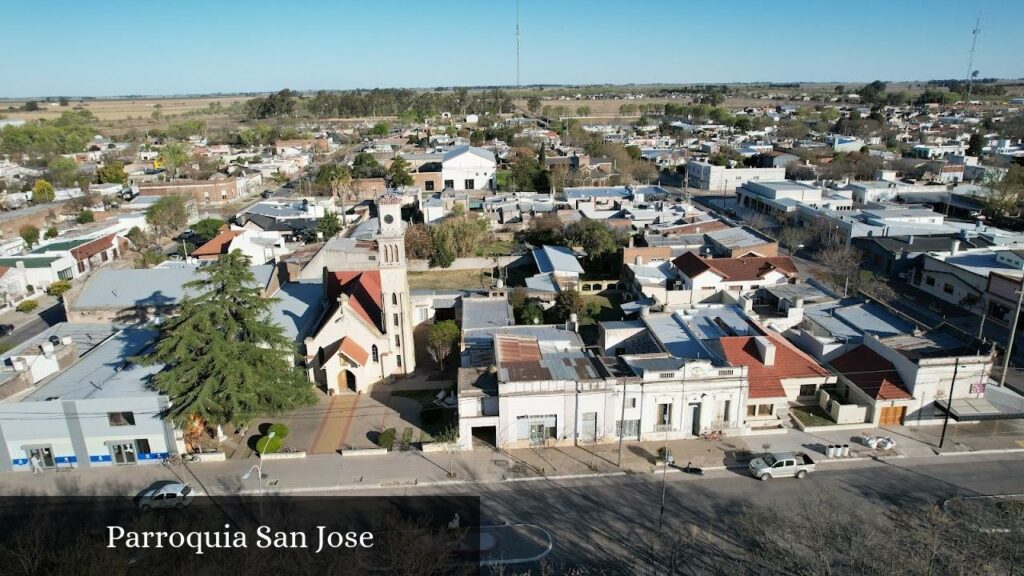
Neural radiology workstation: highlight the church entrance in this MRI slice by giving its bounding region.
[343,370,358,393]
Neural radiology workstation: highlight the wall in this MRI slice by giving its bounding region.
[407,256,522,272]
[139,179,239,205]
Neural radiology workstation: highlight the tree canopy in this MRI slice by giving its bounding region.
[133,250,315,427]
[192,218,225,243]
[145,195,188,237]
[387,155,414,187]
[32,180,56,204]
[97,161,127,184]
[426,320,460,372]
[19,225,40,248]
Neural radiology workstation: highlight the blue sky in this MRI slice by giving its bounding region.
[2,0,1022,97]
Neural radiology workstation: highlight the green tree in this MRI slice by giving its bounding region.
[192,218,225,242]
[429,242,455,269]
[145,195,188,237]
[139,250,166,268]
[133,250,315,427]
[126,226,146,247]
[551,289,586,323]
[158,142,190,179]
[97,161,127,184]
[316,211,342,239]
[44,226,59,239]
[526,95,542,114]
[518,301,545,325]
[351,152,385,179]
[32,180,55,204]
[966,133,984,157]
[19,225,40,248]
[564,219,626,269]
[46,280,72,297]
[368,122,390,136]
[16,299,38,313]
[76,210,94,224]
[47,156,79,188]
[426,320,460,372]
[387,155,414,187]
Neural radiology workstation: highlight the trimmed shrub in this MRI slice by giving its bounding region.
[256,435,283,454]
[378,427,397,451]
[16,300,38,313]
[46,280,72,297]
[267,423,290,439]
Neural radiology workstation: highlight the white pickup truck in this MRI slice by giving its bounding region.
[748,451,815,481]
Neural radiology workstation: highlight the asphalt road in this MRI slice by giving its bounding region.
[277,454,1024,568]
[0,300,66,348]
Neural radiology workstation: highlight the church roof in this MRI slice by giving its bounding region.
[326,270,383,332]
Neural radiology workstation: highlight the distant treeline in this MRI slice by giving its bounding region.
[243,88,516,121]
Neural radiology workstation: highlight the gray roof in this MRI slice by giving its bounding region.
[442,145,495,163]
[706,226,772,249]
[23,328,162,401]
[533,245,584,275]
[462,297,513,332]
[525,273,559,293]
[71,265,275,310]
[565,186,631,200]
[624,355,687,375]
[804,300,915,342]
[270,280,325,343]
[763,282,838,305]
[244,201,309,219]
[1,323,117,366]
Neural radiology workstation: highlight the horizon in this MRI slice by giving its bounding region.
[2,0,1022,98]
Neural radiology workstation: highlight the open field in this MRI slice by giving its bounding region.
[0,96,251,122]
[408,269,493,291]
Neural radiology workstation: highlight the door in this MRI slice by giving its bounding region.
[879,406,906,426]
[27,446,55,468]
[581,412,597,443]
[529,423,545,446]
[110,442,137,465]
[690,403,702,436]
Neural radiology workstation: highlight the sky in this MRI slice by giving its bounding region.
[2,0,1022,97]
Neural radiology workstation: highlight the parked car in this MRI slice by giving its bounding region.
[748,451,815,481]
[137,482,194,510]
[0,324,14,337]
[260,190,273,198]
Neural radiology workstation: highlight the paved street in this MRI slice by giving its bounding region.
[0,295,65,349]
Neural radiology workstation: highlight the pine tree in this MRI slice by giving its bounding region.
[135,250,315,427]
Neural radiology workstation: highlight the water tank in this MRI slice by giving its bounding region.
[60,336,73,346]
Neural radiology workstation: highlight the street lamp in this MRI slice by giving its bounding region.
[242,430,276,517]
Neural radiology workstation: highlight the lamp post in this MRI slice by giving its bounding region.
[657,418,672,532]
[242,430,276,517]
[938,360,959,449]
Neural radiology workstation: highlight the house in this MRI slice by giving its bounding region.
[737,181,853,217]
[704,226,778,257]
[32,233,129,276]
[441,146,496,191]
[302,195,416,394]
[533,245,584,279]
[913,245,1024,313]
[672,252,797,293]
[191,229,288,264]
[0,255,76,291]
[684,161,785,193]
[138,178,246,205]
[0,327,180,472]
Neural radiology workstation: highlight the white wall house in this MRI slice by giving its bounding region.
[685,161,785,193]
[441,146,496,191]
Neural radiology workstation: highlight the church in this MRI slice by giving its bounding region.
[302,194,417,394]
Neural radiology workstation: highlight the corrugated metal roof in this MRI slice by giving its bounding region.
[71,265,275,309]
[533,245,584,275]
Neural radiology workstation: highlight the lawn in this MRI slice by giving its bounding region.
[474,240,514,257]
[582,293,624,324]
[408,269,493,290]
[790,405,835,428]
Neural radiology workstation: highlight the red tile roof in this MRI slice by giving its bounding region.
[336,337,369,366]
[830,345,912,401]
[191,230,242,258]
[672,252,797,282]
[718,333,830,399]
[71,234,117,261]
[326,270,383,331]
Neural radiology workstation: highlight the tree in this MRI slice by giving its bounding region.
[564,219,626,271]
[815,246,862,296]
[16,299,38,313]
[191,218,225,243]
[31,180,55,204]
[138,250,166,268]
[404,223,433,259]
[526,95,542,115]
[368,122,389,136]
[125,226,146,247]
[982,164,1024,217]
[19,225,40,248]
[351,152,385,179]
[518,301,545,325]
[426,320,460,372]
[551,289,586,323]
[966,133,984,157]
[145,195,188,237]
[46,280,72,297]
[524,212,564,246]
[316,211,341,239]
[777,225,810,255]
[44,227,58,239]
[834,85,846,95]
[158,142,189,179]
[132,250,316,427]
[97,161,127,184]
[76,210,94,224]
[428,241,455,269]
[386,155,414,187]
[47,156,79,188]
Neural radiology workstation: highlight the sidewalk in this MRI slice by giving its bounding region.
[3,422,1023,497]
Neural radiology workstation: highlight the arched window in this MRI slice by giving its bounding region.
[371,345,379,363]
[392,293,398,306]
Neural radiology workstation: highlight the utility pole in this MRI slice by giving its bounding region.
[964,13,982,104]
[515,0,521,89]
[998,272,1024,387]
[938,360,960,449]
[616,382,627,467]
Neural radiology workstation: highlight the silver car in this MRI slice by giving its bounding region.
[137,482,194,510]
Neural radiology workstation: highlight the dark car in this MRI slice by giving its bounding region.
[0,324,13,337]
[261,190,274,198]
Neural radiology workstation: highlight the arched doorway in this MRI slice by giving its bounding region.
[338,370,357,393]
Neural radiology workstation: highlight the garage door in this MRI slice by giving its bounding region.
[879,406,906,426]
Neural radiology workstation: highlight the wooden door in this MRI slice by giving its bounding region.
[879,406,906,426]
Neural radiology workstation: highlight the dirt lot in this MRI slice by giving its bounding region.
[408,268,495,291]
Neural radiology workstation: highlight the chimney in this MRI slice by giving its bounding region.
[950,239,960,256]
[567,313,579,333]
[754,336,776,367]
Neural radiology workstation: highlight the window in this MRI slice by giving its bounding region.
[943,283,954,294]
[615,419,640,437]
[925,276,936,286]
[108,412,136,426]
[396,355,402,367]
[444,180,454,189]
[57,268,73,281]
[135,439,151,454]
[425,181,435,191]
[464,179,475,190]
[747,405,757,417]
[392,294,398,305]
[371,345,379,363]
[394,335,400,347]
[799,384,817,397]
[656,403,672,426]
[747,404,774,417]
[627,397,637,409]
[393,313,399,327]
[658,373,675,379]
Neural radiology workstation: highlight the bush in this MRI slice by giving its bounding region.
[267,423,290,439]
[16,300,39,313]
[139,250,166,268]
[378,427,397,451]
[76,210,94,224]
[46,280,72,297]
[256,435,283,454]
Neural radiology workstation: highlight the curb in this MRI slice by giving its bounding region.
[937,448,1024,457]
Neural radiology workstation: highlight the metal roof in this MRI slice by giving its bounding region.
[269,280,324,343]
[462,297,513,332]
[71,265,275,310]
[533,245,584,275]
[442,145,495,163]
[0,256,61,268]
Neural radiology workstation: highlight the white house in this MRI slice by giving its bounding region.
[441,146,496,191]
[672,252,798,294]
